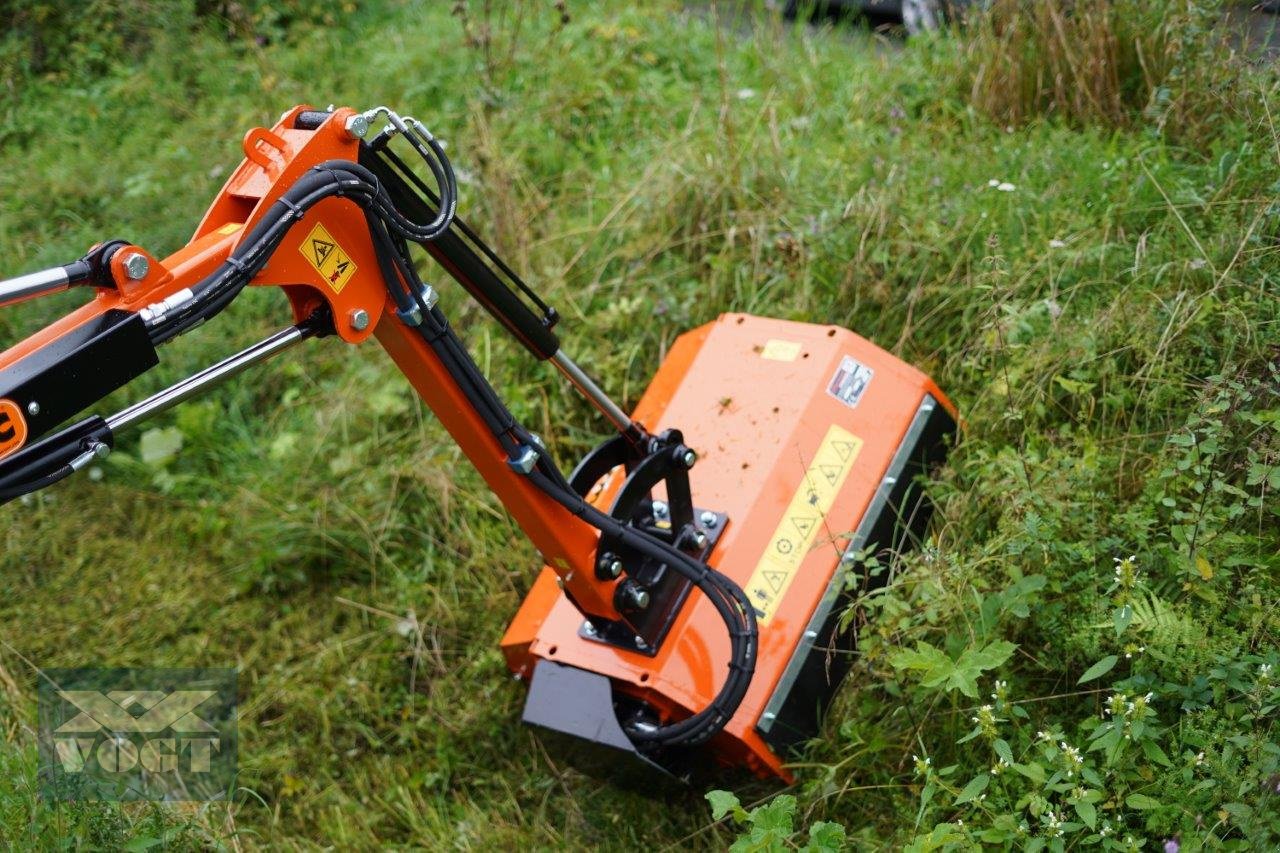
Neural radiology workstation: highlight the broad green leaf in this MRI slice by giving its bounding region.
[1012,762,1045,784]
[994,738,1014,765]
[1113,605,1133,637]
[1126,793,1161,810]
[1077,655,1118,684]
[123,840,161,853]
[889,642,953,681]
[891,641,1016,698]
[1140,738,1172,766]
[803,821,846,853]
[1074,800,1097,829]
[962,640,1018,672]
[955,773,990,804]
[706,789,742,821]
[749,795,796,834]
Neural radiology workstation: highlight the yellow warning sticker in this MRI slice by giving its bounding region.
[744,424,863,624]
[300,221,357,293]
[761,339,802,362]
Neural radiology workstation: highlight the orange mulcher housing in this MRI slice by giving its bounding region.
[504,316,955,781]
[0,104,955,785]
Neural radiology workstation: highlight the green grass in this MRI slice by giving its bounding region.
[1,1,1278,849]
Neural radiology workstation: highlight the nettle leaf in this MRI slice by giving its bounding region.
[1077,655,1118,684]
[955,773,990,804]
[994,739,1014,765]
[1074,799,1097,829]
[890,640,1017,698]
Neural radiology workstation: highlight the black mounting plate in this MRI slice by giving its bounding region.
[577,507,728,657]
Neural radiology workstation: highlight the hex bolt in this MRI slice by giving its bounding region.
[345,113,371,139]
[682,449,698,468]
[26,401,40,417]
[582,620,596,636]
[349,308,371,332]
[699,510,717,527]
[652,500,669,520]
[621,583,650,610]
[122,253,150,281]
[596,553,624,580]
[692,531,709,550]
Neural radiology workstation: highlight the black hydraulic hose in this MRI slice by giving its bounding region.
[381,228,758,746]
[527,466,758,746]
[154,150,457,343]
[0,466,75,504]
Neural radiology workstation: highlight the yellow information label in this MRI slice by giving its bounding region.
[300,221,357,293]
[760,339,802,362]
[744,424,863,624]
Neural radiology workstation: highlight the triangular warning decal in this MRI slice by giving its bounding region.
[832,440,857,461]
[312,239,335,266]
[819,464,842,485]
[763,570,789,594]
[790,515,817,538]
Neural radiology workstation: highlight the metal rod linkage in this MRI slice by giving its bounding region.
[0,267,72,309]
[107,325,309,434]
[551,350,634,435]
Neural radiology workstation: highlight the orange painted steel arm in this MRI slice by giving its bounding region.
[374,307,612,617]
[0,104,617,621]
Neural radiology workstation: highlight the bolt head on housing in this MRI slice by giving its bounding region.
[122,253,150,280]
[349,308,371,332]
[682,449,698,468]
[345,113,371,139]
[623,583,650,610]
[596,552,624,580]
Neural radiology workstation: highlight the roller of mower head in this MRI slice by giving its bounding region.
[503,314,955,782]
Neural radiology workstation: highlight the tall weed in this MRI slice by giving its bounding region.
[953,0,1243,142]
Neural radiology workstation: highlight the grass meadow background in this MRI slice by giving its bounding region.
[0,0,1277,848]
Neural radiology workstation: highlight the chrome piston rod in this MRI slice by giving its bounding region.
[0,266,73,309]
[550,350,634,434]
[107,325,310,434]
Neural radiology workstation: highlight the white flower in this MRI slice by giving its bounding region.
[996,182,1016,192]
[1049,238,1067,248]
[736,88,756,100]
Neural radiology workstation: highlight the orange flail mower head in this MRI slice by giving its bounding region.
[503,314,956,782]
